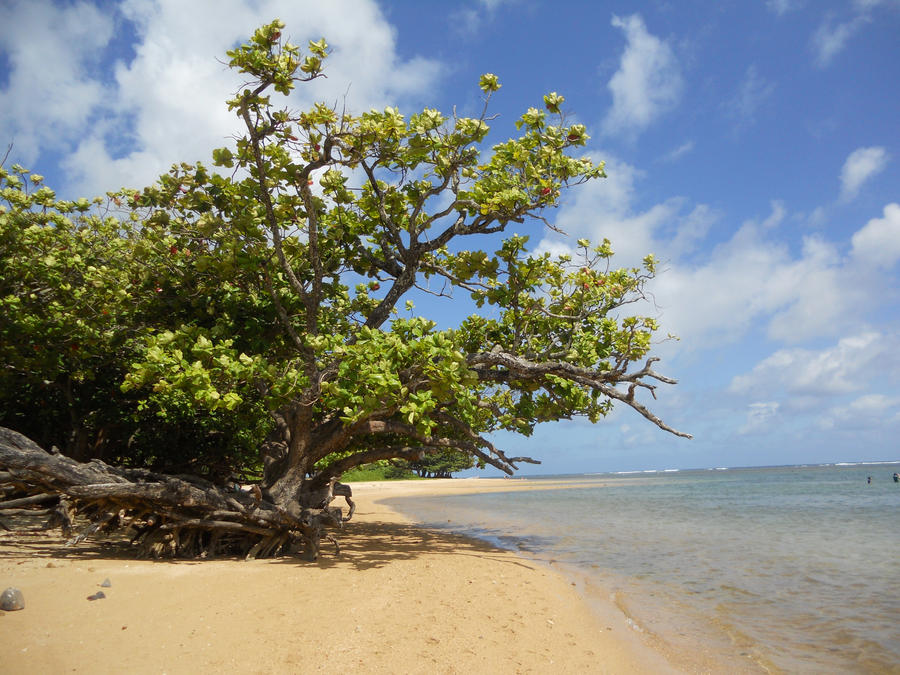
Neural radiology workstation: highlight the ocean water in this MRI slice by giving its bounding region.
[386,463,900,674]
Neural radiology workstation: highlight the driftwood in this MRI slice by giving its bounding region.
[0,427,351,560]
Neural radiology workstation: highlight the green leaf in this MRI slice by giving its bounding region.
[478,73,501,92]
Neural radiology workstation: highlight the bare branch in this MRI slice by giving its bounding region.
[468,351,692,439]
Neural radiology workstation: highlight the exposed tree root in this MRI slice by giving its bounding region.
[0,427,349,560]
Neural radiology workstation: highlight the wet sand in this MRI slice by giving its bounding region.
[0,478,680,674]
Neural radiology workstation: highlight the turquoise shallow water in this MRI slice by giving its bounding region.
[387,463,900,673]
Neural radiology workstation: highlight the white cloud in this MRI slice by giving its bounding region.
[2,0,442,196]
[808,0,900,68]
[851,203,900,268]
[819,393,900,430]
[535,151,694,266]
[666,199,900,348]
[766,0,803,14]
[729,332,900,397]
[811,14,869,67]
[653,232,778,344]
[476,0,516,10]
[0,0,114,164]
[601,14,683,138]
[668,204,717,258]
[539,155,900,354]
[761,200,787,229]
[764,234,855,342]
[725,65,775,129]
[658,140,694,164]
[811,2,900,67]
[738,401,780,435]
[842,393,900,414]
[452,0,520,36]
[840,146,889,201]
[649,205,872,347]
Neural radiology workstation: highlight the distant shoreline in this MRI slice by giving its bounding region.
[455,459,900,479]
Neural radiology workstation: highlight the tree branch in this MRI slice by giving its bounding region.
[468,352,692,439]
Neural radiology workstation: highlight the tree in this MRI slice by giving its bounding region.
[407,449,475,478]
[0,161,270,475]
[0,21,689,558]
[0,165,136,459]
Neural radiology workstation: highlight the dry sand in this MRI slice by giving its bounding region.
[0,478,682,674]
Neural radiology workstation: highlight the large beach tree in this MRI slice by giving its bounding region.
[0,21,688,558]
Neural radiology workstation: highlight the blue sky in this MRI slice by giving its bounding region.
[2,0,899,473]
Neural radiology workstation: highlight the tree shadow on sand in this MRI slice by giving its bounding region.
[274,518,538,572]
[0,513,537,573]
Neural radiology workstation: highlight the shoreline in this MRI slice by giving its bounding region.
[2,478,680,674]
[363,478,749,674]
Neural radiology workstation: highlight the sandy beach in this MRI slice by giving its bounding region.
[0,478,682,674]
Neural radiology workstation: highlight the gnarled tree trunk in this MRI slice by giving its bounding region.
[0,427,351,560]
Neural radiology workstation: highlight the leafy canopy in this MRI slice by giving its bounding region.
[1,20,688,484]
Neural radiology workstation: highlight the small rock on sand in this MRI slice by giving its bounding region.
[100,579,111,588]
[1,587,25,611]
[87,591,106,601]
